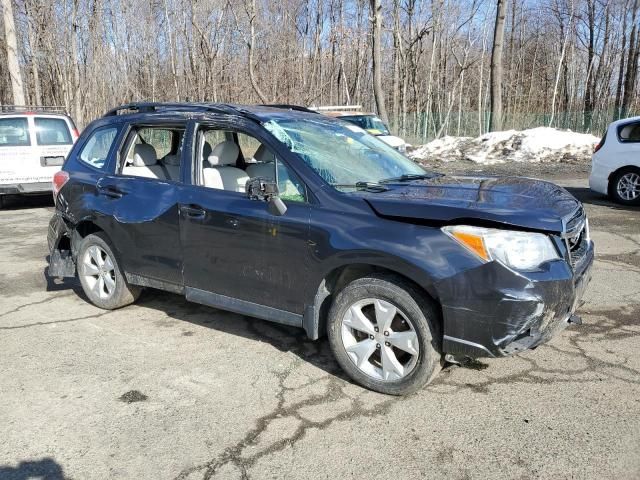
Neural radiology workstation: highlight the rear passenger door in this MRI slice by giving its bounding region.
[94,122,186,289]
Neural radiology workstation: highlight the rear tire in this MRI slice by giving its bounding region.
[0,195,4,209]
[327,274,442,395]
[609,167,640,206]
[77,232,141,310]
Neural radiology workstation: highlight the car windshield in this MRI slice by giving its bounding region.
[264,117,428,191]
[341,115,390,136]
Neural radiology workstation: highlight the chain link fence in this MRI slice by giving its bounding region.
[391,110,634,146]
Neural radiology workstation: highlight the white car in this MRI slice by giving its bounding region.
[0,107,78,208]
[590,116,640,205]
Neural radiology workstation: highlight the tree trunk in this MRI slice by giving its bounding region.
[247,0,268,103]
[489,0,507,132]
[2,0,26,105]
[369,0,389,124]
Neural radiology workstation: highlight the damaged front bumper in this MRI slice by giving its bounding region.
[436,239,594,359]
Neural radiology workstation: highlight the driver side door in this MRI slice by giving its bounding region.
[179,118,313,321]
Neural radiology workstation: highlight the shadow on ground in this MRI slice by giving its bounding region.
[1,194,54,210]
[564,186,640,211]
[0,458,67,480]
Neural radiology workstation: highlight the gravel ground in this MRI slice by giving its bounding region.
[0,166,639,480]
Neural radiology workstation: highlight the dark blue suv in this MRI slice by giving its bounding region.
[48,103,594,395]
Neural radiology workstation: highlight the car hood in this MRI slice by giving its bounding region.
[362,175,581,233]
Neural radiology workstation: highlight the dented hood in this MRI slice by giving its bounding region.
[362,175,580,233]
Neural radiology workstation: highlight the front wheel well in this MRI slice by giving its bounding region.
[308,264,441,340]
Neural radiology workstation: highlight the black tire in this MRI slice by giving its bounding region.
[327,274,442,395]
[0,196,4,209]
[76,232,141,309]
[609,167,640,206]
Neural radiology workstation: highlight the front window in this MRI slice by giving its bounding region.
[264,117,427,191]
[341,115,390,136]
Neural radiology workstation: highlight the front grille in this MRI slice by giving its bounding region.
[563,206,589,267]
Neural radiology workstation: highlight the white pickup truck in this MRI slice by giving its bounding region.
[0,106,78,207]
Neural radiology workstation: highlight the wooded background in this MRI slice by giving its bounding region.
[1,0,638,143]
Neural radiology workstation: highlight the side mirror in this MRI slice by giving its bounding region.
[246,177,287,216]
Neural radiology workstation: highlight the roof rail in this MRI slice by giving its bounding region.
[0,104,67,114]
[309,105,363,112]
[261,104,319,114]
[103,102,251,118]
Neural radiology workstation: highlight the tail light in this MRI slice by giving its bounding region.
[71,128,80,141]
[594,133,607,153]
[53,171,70,202]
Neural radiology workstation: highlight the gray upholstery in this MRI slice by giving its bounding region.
[203,141,249,192]
[123,144,168,179]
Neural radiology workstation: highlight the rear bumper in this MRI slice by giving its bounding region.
[47,212,75,277]
[0,182,52,195]
[436,240,594,359]
[589,158,611,195]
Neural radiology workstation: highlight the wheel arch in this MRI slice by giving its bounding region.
[608,165,640,201]
[302,262,441,341]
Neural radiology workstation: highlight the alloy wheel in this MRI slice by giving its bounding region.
[81,245,116,300]
[617,172,640,201]
[341,298,419,381]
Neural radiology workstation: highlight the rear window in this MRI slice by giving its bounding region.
[35,117,73,145]
[0,117,30,147]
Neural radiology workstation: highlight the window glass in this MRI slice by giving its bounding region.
[0,117,30,147]
[35,117,72,145]
[79,127,118,169]
[618,123,640,142]
[264,117,428,191]
[276,158,306,203]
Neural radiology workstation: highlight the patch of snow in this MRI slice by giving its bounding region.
[409,127,600,165]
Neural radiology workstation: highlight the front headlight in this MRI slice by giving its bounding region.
[442,225,560,271]
[396,144,407,153]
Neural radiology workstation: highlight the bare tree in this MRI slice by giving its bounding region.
[370,0,389,124]
[489,0,507,131]
[1,0,25,105]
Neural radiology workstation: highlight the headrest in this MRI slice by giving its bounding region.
[163,154,180,166]
[252,144,275,164]
[133,143,157,167]
[208,141,239,166]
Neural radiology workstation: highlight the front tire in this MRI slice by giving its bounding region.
[77,232,141,309]
[610,167,640,206]
[327,274,442,395]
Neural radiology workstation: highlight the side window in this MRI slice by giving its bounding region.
[618,122,640,143]
[35,117,73,145]
[121,126,184,181]
[78,126,118,169]
[0,117,30,147]
[276,158,307,203]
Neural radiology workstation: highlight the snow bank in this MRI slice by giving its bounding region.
[409,127,600,165]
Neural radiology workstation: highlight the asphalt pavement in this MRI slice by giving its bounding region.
[0,172,638,480]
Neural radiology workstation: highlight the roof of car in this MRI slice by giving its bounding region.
[102,102,323,123]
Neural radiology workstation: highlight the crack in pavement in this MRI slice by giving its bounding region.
[0,309,110,330]
[0,293,75,319]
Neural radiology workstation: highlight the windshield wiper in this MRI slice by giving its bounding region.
[332,181,390,192]
[380,173,442,183]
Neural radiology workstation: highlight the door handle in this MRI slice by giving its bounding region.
[181,204,206,219]
[97,185,123,199]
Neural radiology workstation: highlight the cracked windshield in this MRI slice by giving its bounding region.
[264,117,427,191]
